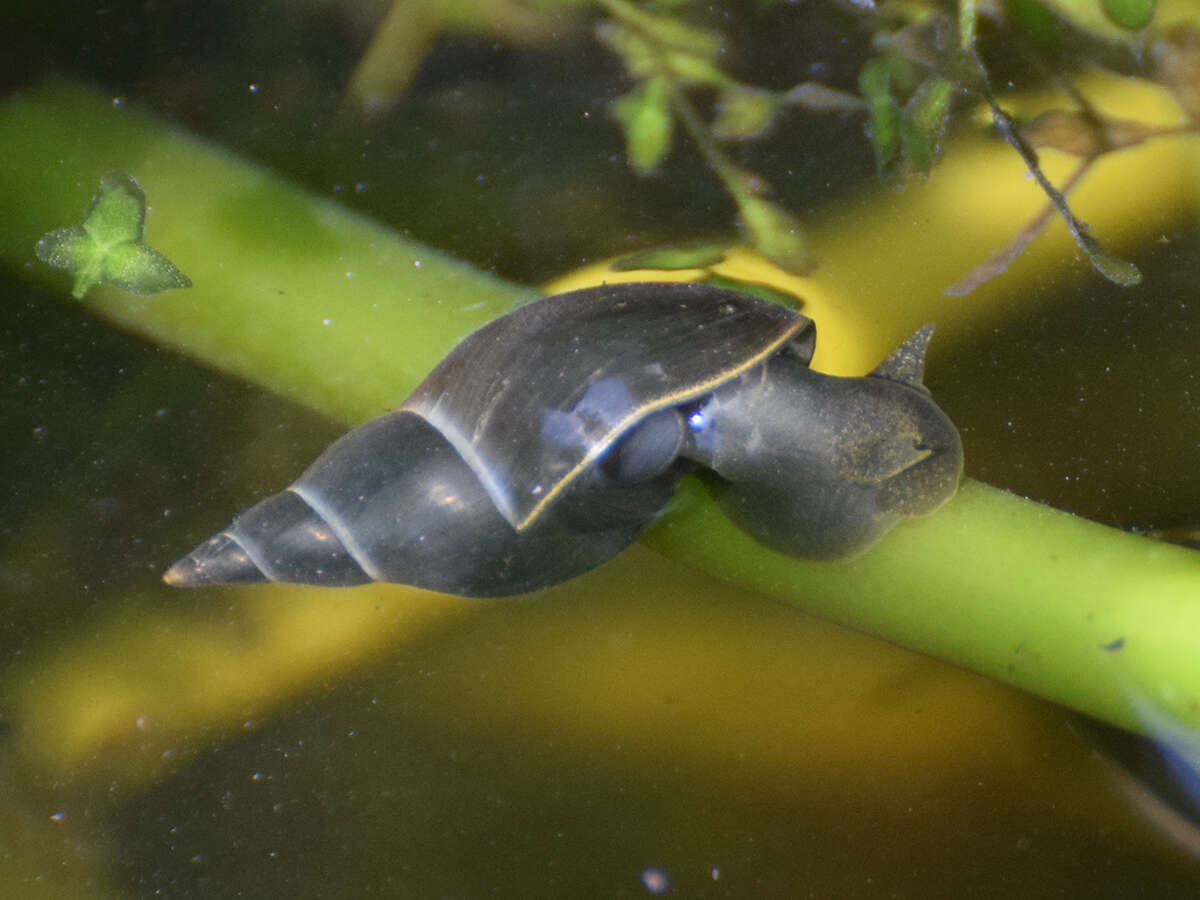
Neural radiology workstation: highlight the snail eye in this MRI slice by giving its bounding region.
[601,408,684,485]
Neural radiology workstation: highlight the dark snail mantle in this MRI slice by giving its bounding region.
[164,282,963,597]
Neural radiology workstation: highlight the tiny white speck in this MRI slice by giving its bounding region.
[248,83,260,94]
[413,259,423,268]
[344,271,354,279]
[49,811,66,823]
[322,318,332,326]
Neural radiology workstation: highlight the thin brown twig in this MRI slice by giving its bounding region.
[946,157,1093,296]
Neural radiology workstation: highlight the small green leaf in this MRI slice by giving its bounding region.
[1074,227,1143,286]
[611,76,674,175]
[102,243,193,294]
[901,76,953,175]
[1102,0,1156,31]
[601,0,722,59]
[35,225,93,270]
[663,49,735,88]
[712,86,779,141]
[83,171,146,246]
[35,225,102,299]
[859,57,903,183]
[1032,0,1153,42]
[735,195,815,276]
[35,171,191,300]
[612,241,731,271]
[1003,0,1066,49]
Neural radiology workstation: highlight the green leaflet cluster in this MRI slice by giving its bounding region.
[36,171,191,300]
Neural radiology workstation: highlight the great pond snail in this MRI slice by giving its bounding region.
[165,282,962,596]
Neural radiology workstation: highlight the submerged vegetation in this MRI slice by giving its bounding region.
[344,0,1186,288]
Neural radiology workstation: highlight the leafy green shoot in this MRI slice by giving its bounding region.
[973,80,1143,289]
[595,0,1176,292]
[597,0,815,273]
[870,9,1154,292]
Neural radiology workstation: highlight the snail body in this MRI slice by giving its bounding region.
[165,282,962,596]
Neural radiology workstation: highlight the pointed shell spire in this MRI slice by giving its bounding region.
[870,324,935,388]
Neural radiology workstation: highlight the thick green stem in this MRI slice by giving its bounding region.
[647,477,1200,735]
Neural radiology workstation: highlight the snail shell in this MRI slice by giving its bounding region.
[165,282,961,596]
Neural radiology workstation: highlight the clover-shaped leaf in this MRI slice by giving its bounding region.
[36,172,191,299]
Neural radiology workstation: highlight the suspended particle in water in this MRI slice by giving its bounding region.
[640,865,672,894]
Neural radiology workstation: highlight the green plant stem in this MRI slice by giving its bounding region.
[647,478,1200,736]
[2,80,1199,738]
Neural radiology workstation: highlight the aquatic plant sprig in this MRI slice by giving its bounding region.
[598,0,1166,290]
[35,171,191,300]
[965,50,1143,289]
[872,7,1152,292]
[596,0,818,274]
